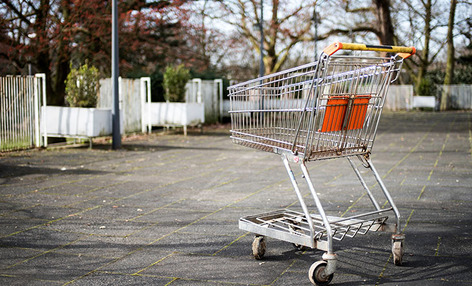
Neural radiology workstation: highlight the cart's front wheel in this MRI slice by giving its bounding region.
[392,240,404,266]
[308,260,333,286]
[252,236,266,260]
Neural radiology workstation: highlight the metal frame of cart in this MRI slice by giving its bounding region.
[228,42,416,285]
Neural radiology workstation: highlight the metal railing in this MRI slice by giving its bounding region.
[0,74,45,152]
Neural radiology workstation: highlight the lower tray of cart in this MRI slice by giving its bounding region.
[239,208,392,251]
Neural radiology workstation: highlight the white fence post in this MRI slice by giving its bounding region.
[35,73,47,147]
[214,79,223,122]
[140,77,151,133]
[192,79,202,103]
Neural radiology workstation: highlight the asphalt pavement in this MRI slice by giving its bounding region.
[1,111,471,285]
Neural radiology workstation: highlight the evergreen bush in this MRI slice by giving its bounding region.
[163,64,190,102]
[65,63,100,107]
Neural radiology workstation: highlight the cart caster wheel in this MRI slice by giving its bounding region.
[252,236,266,260]
[392,240,404,266]
[308,260,333,286]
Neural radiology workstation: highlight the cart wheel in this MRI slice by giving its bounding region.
[252,236,266,260]
[392,240,404,266]
[308,260,333,286]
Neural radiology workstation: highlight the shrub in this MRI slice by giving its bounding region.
[65,63,100,107]
[163,64,190,102]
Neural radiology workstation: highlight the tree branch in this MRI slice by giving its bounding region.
[2,0,33,25]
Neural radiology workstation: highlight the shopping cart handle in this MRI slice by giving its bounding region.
[323,42,416,59]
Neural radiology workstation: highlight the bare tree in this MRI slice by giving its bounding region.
[323,0,396,46]
[440,0,457,110]
[216,0,317,75]
[394,0,451,95]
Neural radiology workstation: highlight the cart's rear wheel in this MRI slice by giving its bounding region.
[252,236,266,260]
[392,240,404,266]
[308,260,333,286]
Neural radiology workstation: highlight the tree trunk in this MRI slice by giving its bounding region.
[53,0,72,107]
[440,0,457,111]
[34,0,56,105]
[373,0,395,45]
[415,0,432,96]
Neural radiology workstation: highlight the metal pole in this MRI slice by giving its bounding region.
[313,5,318,60]
[112,0,121,149]
[259,0,264,77]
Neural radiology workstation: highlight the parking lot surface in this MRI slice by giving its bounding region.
[1,111,471,285]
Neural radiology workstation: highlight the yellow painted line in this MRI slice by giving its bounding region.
[3,160,222,238]
[341,192,366,217]
[286,192,308,208]
[164,278,179,286]
[284,161,333,208]
[63,169,285,285]
[427,134,449,181]
[0,274,16,277]
[212,232,250,256]
[402,209,414,232]
[469,129,472,162]
[16,175,100,195]
[6,234,92,269]
[382,200,389,208]
[323,173,343,185]
[1,202,108,239]
[344,129,432,213]
[3,163,248,239]
[400,177,406,186]
[40,180,129,198]
[147,180,283,246]
[435,236,442,256]
[419,132,450,201]
[270,258,299,285]
[376,253,392,286]
[417,185,427,200]
[385,131,430,177]
[133,252,176,275]
[127,199,186,222]
[122,221,160,239]
[376,209,414,285]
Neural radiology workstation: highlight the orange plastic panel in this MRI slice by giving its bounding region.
[347,95,371,130]
[321,95,371,132]
[321,96,348,132]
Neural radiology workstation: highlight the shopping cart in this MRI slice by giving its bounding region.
[228,42,415,285]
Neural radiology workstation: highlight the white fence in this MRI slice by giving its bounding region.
[385,84,472,111]
[223,84,471,114]
[2,73,471,152]
[98,77,145,133]
[0,74,45,152]
[185,79,224,123]
[384,85,414,111]
[99,78,222,133]
[440,85,472,110]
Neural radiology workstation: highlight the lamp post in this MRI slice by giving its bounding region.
[313,5,319,60]
[259,0,264,78]
[112,0,121,149]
